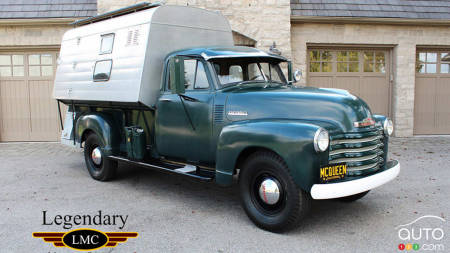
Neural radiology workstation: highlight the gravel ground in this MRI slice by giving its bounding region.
[0,137,449,253]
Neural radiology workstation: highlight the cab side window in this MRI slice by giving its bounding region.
[183,59,209,90]
[194,61,209,89]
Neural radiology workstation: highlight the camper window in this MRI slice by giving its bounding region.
[93,60,112,81]
[100,33,115,54]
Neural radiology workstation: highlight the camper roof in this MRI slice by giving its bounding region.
[72,2,161,26]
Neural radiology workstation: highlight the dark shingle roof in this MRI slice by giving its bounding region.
[0,0,97,19]
[291,0,450,20]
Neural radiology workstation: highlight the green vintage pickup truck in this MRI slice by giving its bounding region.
[54,3,400,232]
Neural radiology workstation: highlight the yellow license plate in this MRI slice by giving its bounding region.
[319,163,347,182]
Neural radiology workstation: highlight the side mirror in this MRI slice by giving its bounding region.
[169,56,185,94]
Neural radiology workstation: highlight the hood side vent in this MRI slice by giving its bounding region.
[214,105,224,123]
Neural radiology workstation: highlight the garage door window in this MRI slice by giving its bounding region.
[310,50,332,72]
[364,52,386,73]
[0,54,25,77]
[417,52,438,74]
[309,50,387,74]
[0,55,12,76]
[29,54,53,77]
[337,51,359,72]
[440,53,450,73]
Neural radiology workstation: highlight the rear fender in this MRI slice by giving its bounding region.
[75,112,121,156]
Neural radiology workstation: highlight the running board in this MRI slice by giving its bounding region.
[108,156,214,182]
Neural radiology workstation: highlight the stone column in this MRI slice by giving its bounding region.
[392,43,416,137]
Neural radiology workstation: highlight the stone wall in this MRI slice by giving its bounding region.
[291,23,450,137]
[0,25,68,47]
[97,0,292,59]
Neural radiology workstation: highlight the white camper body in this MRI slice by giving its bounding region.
[53,5,233,107]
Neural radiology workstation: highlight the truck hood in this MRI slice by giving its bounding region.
[223,85,373,132]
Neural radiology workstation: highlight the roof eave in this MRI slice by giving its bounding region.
[0,17,82,26]
[291,16,450,26]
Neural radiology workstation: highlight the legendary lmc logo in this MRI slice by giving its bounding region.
[33,228,138,251]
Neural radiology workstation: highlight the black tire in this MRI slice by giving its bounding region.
[338,191,370,202]
[239,151,311,232]
[83,133,117,181]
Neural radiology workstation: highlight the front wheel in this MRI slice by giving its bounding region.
[239,151,311,232]
[84,133,117,181]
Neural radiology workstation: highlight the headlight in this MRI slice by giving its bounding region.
[314,128,329,152]
[383,118,394,136]
[293,70,302,82]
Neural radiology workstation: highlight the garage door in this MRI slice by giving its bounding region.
[0,51,61,141]
[414,50,450,134]
[307,48,391,116]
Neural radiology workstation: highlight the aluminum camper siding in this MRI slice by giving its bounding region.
[53,8,155,104]
[53,5,233,107]
[141,5,233,107]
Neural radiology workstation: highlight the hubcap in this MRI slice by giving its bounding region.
[258,178,281,205]
[91,147,102,166]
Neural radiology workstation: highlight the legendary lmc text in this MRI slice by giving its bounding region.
[41,210,128,229]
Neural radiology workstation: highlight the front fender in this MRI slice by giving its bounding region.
[215,119,327,191]
[75,112,121,156]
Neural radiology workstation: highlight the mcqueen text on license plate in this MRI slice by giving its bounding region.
[319,163,347,182]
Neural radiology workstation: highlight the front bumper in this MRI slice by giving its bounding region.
[310,160,400,199]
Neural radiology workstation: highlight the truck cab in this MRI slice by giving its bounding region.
[54,3,400,232]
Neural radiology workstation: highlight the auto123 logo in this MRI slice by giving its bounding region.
[396,215,447,251]
[33,228,138,251]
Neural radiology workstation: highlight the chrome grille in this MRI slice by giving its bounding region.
[329,128,385,176]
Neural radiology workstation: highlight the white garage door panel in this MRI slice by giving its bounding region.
[436,76,450,133]
[360,76,390,115]
[0,80,31,141]
[29,80,59,141]
[335,76,360,95]
[309,76,333,88]
[0,51,60,142]
[414,77,436,134]
[414,50,450,134]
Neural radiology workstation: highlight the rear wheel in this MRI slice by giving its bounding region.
[84,133,117,181]
[239,151,311,232]
[338,191,370,202]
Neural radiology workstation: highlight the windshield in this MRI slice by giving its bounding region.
[211,58,287,88]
